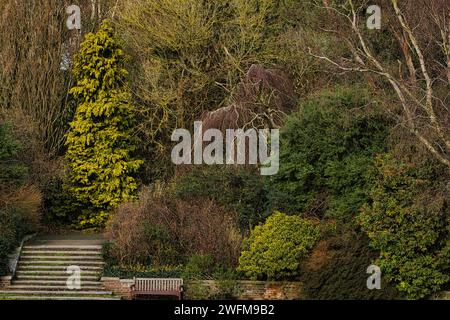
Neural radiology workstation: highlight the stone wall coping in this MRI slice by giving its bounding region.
[101,277,121,281]
[101,277,302,286]
[120,279,135,285]
[187,280,302,285]
[100,277,138,286]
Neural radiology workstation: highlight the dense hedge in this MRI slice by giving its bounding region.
[266,86,392,224]
[359,154,450,299]
[300,233,400,300]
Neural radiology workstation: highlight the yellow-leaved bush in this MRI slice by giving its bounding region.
[237,211,320,280]
[65,20,143,229]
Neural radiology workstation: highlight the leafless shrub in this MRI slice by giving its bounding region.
[1,184,42,232]
[107,187,242,267]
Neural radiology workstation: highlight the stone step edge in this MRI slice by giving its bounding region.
[0,296,120,300]
[16,272,101,276]
[19,262,103,265]
[18,265,103,269]
[15,277,100,281]
[21,251,102,255]
[0,290,113,295]
[8,286,105,290]
[23,245,103,249]
[20,256,104,260]
[18,264,104,267]
[13,281,102,285]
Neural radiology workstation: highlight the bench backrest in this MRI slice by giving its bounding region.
[134,278,183,292]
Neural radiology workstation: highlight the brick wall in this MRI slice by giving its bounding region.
[101,277,134,300]
[184,280,304,300]
[102,277,304,300]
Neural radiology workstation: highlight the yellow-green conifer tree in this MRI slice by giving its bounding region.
[65,20,143,228]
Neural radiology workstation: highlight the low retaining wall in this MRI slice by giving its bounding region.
[102,277,134,300]
[101,277,304,300]
[184,280,304,300]
[8,234,37,277]
[0,276,12,289]
[432,291,450,300]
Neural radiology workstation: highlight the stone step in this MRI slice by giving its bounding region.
[16,271,101,277]
[9,285,104,291]
[23,245,103,251]
[20,255,103,261]
[0,295,120,300]
[7,239,109,300]
[18,265,102,271]
[21,250,102,256]
[19,260,105,266]
[0,290,113,296]
[13,280,103,286]
[16,275,100,281]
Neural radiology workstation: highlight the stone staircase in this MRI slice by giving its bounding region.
[0,240,119,300]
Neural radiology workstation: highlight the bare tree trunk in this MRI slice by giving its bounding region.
[447,22,450,84]
[91,0,96,20]
[393,30,416,84]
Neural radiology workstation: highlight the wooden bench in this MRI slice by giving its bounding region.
[130,278,184,300]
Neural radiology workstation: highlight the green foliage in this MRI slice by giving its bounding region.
[0,206,22,275]
[174,166,268,231]
[0,204,38,275]
[182,254,217,280]
[0,123,28,193]
[65,20,143,228]
[0,124,26,274]
[300,232,400,300]
[41,178,81,226]
[359,154,450,299]
[183,266,240,300]
[237,211,320,280]
[0,123,34,276]
[103,265,183,279]
[266,86,392,223]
